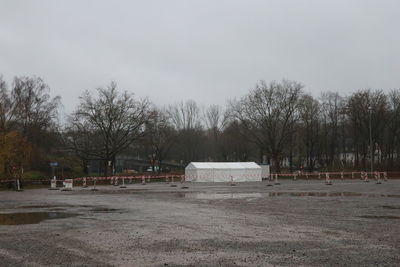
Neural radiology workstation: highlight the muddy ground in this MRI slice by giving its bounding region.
[0,179,399,266]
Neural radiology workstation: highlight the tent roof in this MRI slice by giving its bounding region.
[186,162,260,170]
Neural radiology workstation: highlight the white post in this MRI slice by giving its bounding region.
[120,177,127,188]
[325,173,332,185]
[49,176,59,190]
[16,179,21,191]
[365,172,370,182]
[275,173,280,185]
[91,178,98,191]
[170,175,177,187]
[230,175,236,186]
[375,171,381,184]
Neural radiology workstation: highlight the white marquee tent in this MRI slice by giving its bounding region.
[185,162,262,182]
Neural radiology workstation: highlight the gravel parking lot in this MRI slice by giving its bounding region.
[1,179,399,266]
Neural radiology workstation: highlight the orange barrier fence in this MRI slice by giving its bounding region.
[1,171,399,185]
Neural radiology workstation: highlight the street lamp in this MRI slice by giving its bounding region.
[368,106,373,175]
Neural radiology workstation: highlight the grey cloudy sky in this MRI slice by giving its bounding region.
[1,0,399,115]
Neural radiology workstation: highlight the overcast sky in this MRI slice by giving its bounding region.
[1,0,399,116]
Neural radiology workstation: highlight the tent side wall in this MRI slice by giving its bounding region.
[260,165,270,179]
[186,162,262,182]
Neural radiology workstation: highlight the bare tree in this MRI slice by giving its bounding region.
[204,104,227,131]
[11,76,60,141]
[167,100,202,130]
[0,76,17,133]
[231,80,303,173]
[167,100,205,164]
[202,104,228,161]
[67,82,151,176]
[298,94,321,171]
[320,92,343,168]
[143,108,176,172]
[346,89,388,169]
[385,90,400,169]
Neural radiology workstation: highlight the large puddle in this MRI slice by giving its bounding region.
[0,212,78,225]
[184,192,400,199]
[358,215,400,220]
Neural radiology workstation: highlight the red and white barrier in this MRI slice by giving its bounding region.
[62,179,73,191]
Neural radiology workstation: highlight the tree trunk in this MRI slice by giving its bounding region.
[272,154,281,174]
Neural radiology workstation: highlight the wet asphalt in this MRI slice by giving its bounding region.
[0,179,399,266]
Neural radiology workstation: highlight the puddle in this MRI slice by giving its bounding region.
[382,205,400,210]
[18,205,63,209]
[90,208,122,213]
[186,193,263,199]
[358,215,400,220]
[0,212,78,225]
[184,192,400,199]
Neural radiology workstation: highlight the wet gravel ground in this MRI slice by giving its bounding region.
[0,179,399,266]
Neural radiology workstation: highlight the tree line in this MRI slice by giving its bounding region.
[1,74,400,178]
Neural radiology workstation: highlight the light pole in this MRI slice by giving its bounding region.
[368,106,373,175]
